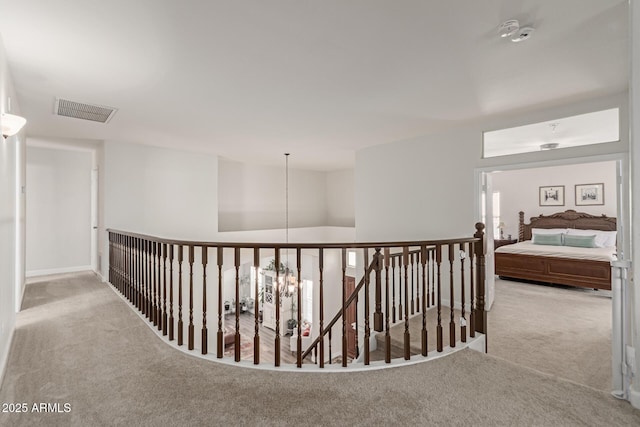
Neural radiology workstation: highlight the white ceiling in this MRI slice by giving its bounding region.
[0,0,629,170]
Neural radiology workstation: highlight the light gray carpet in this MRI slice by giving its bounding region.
[489,278,612,391]
[1,272,639,426]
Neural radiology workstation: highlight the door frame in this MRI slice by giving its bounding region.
[23,139,101,279]
[474,151,630,396]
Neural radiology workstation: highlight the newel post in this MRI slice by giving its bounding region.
[473,223,487,338]
[373,248,384,332]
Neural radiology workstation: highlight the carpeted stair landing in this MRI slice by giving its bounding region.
[1,272,639,426]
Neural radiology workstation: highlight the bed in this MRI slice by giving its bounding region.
[494,210,617,290]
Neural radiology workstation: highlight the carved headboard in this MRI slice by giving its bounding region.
[518,210,617,241]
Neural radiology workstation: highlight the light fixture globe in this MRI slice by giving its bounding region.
[1,113,27,137]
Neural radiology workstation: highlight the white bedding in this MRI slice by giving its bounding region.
[495,240,616,262]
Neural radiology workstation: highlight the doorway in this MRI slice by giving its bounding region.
[24,141,99,279]
[477,156,628,393]
[345,276,357,359]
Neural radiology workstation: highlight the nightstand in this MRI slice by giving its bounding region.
[494,238,517,249]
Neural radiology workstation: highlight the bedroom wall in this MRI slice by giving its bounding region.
[491,161,617,239]
[218,158,328,232]
[25,146,92,275]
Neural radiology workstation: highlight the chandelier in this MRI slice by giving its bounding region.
[280,153,297,297]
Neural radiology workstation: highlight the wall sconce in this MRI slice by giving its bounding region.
[1,113,27,138]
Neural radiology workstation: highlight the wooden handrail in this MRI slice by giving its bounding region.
[106,228,480,249]
[107,223,487,369]
[299,248,430,362]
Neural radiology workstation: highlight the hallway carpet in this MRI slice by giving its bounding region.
[1,272,639,426]
[489,278,612,391]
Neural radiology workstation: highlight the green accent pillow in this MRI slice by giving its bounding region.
[564,234,597,248]
[532,233,563,246]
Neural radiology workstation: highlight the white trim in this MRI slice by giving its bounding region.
[475,152,628,399]
[468,334,486,353]
[26,265,93,278]
[17,280,25,311]
[0,327,15,391]
[630,386,640,410]
[106,280,485,373]
[475,152,627,175]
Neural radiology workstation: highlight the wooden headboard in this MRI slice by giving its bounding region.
[518,210,617,241]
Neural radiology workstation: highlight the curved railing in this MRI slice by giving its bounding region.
[107,224,486,369]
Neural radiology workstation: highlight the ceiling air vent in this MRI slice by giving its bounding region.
[54,98,117,123]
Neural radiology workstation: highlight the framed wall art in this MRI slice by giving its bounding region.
[539,186,565,206]
[575,183,604,206]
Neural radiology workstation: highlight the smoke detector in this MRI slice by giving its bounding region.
[498,20,520,38]
[511,26,535,43]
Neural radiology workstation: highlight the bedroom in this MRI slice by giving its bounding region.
[488,160,618,391]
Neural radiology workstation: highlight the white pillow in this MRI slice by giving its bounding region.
[566,228,617,248]
[531,228,569,235]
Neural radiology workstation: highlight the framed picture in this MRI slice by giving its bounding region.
[575,183,604,206]
[539,186,565,206]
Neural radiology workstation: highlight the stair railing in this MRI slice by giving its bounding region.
[107,223,486,369]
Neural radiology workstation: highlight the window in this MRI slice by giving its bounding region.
[302,280,313,324]
[483,108,619,158]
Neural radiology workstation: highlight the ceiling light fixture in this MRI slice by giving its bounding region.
[540,123,560,150]
[498,19,535,43]
[498,20,520,38]
[1,113,27,138]
[540,142,560,150]
[281,153,296,296]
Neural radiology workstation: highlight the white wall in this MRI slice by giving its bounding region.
[26,146,92,275]
[326,169,355,227]
[356,93,628,243]
[356,127,478,242]
[104,141,218,239]
[629,0,640,409]
[354,92,629,358]
[0,33,21,384]
[102,141,219,274]
[218,158,328,232]
[491,161,617,239]
[218,225,355,244]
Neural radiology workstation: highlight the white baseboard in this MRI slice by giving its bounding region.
[630,385,640,409]
[468,334,486,353]
[26,265,93,278]
[0,327,15,391]
[17,281,26,312]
